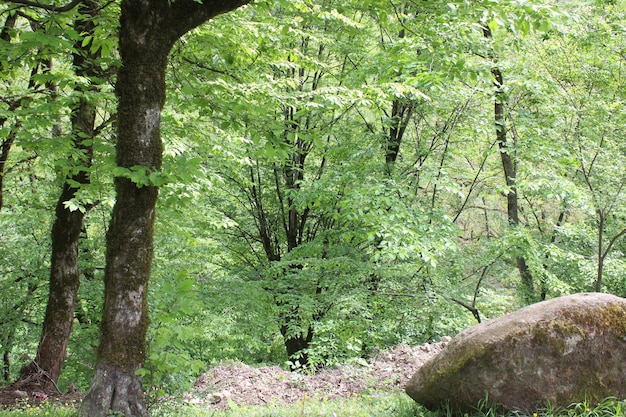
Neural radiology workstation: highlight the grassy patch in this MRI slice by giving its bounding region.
[0,395,624,417]
[151,392,420,417]
[0,401,77,417]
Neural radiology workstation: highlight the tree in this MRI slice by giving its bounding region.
[482,22,535,303]
[166,0,382,367]
[171,0,473,367]
[531,1,626,294]
[15,0,104,391]
[79,0,249,415]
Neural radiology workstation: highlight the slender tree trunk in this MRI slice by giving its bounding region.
[593,213,626,292]
[14,2,100,391]
[386,98,413,168]
[384,19,414,172]
[595,212,605,292]
[483,24,535,303]
[0,129,15,213]
[0,14,19,213]
[279,139,315,367]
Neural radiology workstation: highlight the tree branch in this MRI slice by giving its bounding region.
[447,296,481,323]
[168,0,251,41]
[601,227,626,261]
[4,0,83,12]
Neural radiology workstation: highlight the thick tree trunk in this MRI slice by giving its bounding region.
[280,318,313,368]
[80,9,167,417]
[81,1,250,414]
[80,364,148,417]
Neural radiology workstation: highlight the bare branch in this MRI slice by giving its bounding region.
[601,227,626,261]
[447,296,481,323]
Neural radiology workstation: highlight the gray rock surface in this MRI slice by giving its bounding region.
[405,293,626,414]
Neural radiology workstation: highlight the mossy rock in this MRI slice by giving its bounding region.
[405,293,626,415]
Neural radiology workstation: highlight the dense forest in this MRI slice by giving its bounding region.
[0,0,625,414]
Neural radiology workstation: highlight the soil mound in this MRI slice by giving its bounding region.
[187,340,450,410]
[0,340,450,411]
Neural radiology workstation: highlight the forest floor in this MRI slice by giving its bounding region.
[184,339,449,411]
[0,339,450,411]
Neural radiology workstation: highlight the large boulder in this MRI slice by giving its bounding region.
[405,293,626,414]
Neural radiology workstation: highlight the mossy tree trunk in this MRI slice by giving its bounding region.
[80,1,249,415]
[15,1,100,391]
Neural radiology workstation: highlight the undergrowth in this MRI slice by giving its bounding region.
[0,394,624,417]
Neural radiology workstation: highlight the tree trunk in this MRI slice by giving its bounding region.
[17,181,88,391]
[0,127,15,213]
[80,365,148,417]
[384,18,414,172]
[593,213,626,293]
[80,1,249,415]
[280,316,313,368]
[483,24,535,303]
[0,13,19,213]
[80,8,168,416]
[15,1,99,391]
[386,98,413,167]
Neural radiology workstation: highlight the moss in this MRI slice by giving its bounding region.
[597,304,626,337]
[559,302,626,336]
[427,340,487,384]
[529,325,561,355]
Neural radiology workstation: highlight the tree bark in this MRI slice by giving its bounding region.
[0,13,19,213]
[386,98,413,167]
[483,24,535,303]
[17,178,90,391]
[384,13,414,172]
[0,121,16,213]
[80,6,169,414]
[280,313,313,367]
[14,1,99,391]
[80,1,250,415]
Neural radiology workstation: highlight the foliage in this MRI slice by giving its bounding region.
[1,0,626,401]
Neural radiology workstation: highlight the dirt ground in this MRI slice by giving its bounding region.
[0,339,450,411]
[0,380,83,410]
[186,339,450,411]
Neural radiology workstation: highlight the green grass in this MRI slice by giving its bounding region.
[0,395,624,417]
[0,400,77,417]
[151,392,420,417]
